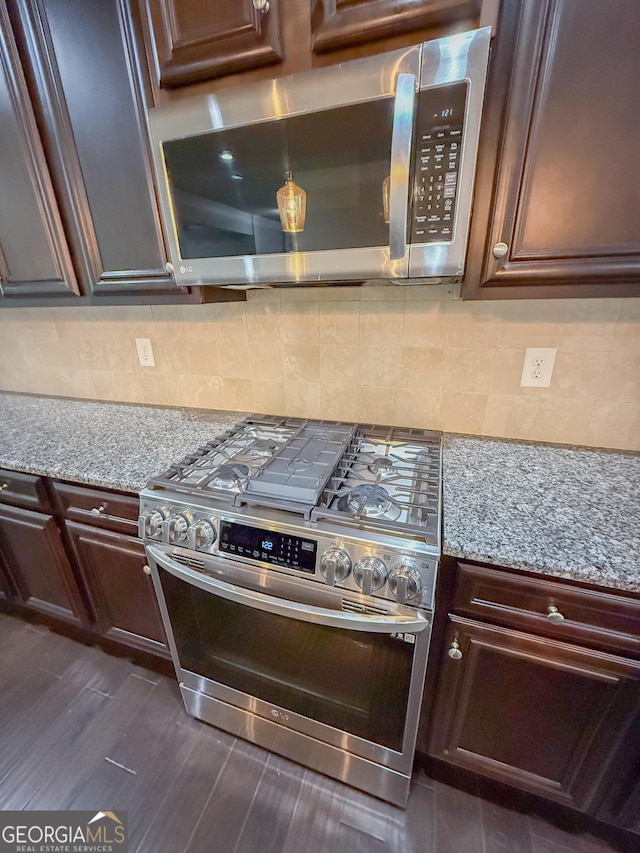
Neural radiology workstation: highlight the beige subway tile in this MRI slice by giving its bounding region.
[530,399,593,446]
[281,302,319,344]
[359,283,405,301]
[251,380,285,415]
[403,283,457,301]
[357,386,399,424]
[587,401,640,451]
[612,298,640,353]
[596,353,640,402]
[217,341,251,378]
[249,342,284,380]
[317,384,361,422]
[317,301,359,344]
[283,344,320,382]
[280,287,318,302]
[399,347,445,391]
[483,395,540,440]
[91,370,142,404]
[183,376,251,411]
[318,344,360,385]
[145,337,190,373]
[316,286,362,301]
[359,300,404,346]
[51,368,97,400]
[554,322,617,352]
[443,348,495,395]
[246,302,282,342]
[358,346,402,388]
[402,300,451,348]
[440,392,488,434]
[547,350,604,400]
[447,301,502,349]
[394,389,441,430]
[185,338,219,375]
[139,372,182,406]
[284,381,322,419]
[246,287,281,302]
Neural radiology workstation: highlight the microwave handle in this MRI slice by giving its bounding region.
[389,73,417,261]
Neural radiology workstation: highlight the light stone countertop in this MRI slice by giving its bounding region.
[0,392,638,595]
[0,392,248,493]
[442,435,640,595]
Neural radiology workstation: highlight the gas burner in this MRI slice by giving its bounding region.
[337,484,401,521]
[210,463,250,489]
[252,438,277,454]
[367,456,396,478]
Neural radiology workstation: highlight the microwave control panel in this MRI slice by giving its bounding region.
[411,82,468,244]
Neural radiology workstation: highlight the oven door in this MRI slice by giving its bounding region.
[146,546,431,776]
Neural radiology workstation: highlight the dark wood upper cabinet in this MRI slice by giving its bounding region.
[311,0,480,52]
[464,0,640,299]
[0,2,78,300]
[8,0,183,298]
[429,616,640,813]
[143,0,283,88]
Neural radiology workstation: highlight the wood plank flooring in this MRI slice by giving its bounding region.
[0,613,632,853]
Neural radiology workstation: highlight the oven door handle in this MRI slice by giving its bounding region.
[147,546,430,634]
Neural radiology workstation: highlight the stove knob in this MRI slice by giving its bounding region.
[187,519,217,551]
[138,507,169,539]
[319,548,351,586]
[353,557,387,596]
[163,513,189,545]
[389,561,422,605]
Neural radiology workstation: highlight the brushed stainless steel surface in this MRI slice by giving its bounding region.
[389,73,416,262]
[389,560,422,605]
[319,547,351,587]
[180,685,412,807]
[409,26,491,278]
[147,545,429,632]
[353,556,388,596]
[148,46,421,287]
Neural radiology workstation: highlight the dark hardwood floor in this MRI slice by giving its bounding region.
[0,613,630,853]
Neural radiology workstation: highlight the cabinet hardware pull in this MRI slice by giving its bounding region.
[143,565,152,575]
[0,483,8,491]
[493,241,508,258]
[253,0,269,11]
[546,605,565,624]
[448,639,463,660]
[91,503,107,515]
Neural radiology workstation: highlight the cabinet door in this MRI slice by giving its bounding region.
[311,0,480,52]
[66,521,168,657]
[9,0,181,298]
[0,3,78,299]
[428,616,640,813]
[144,0,282,88]
[0,504,86,626]
[464,0,640,298]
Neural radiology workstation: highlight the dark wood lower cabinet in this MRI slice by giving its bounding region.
[0,503,87,626]
[66,521,168,657]
[428,616,640,813]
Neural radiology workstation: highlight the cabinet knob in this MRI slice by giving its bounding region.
[448,639,463,660]
[546,605,565,624]
[91,503,107,516]
[143,564,152,575]
[253,0,269,11]
[0,482,8,491]
[492,241,509,259]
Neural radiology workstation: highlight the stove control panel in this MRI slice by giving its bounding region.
[139,500,438,609]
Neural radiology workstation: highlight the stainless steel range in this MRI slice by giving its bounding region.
[139,416,441,806]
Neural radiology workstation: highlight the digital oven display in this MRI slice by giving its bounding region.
[219,521,317,574]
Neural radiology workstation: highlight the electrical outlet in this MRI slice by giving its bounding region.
[135,338,155,367]
[520,347,557,388]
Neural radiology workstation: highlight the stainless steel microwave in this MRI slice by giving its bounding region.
[147,28,491,289]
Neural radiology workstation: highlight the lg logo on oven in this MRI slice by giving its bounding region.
[271,709,290,723]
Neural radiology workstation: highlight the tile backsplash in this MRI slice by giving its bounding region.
[1,285,639,451]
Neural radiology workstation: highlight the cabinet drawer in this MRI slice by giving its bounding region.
[0,468,49,511]
[453,562,640,658]
[52,481,139,536]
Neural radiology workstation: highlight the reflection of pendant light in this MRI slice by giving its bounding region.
[277,172,307,233]
[382,175,390,223]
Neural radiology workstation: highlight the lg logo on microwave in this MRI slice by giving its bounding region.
[179,265,193,274]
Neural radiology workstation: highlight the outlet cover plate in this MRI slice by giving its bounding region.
[135,337,155,367]
[520,347,557,388]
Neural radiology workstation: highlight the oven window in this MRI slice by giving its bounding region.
[161,98,395,259]
[159,568,413,752]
